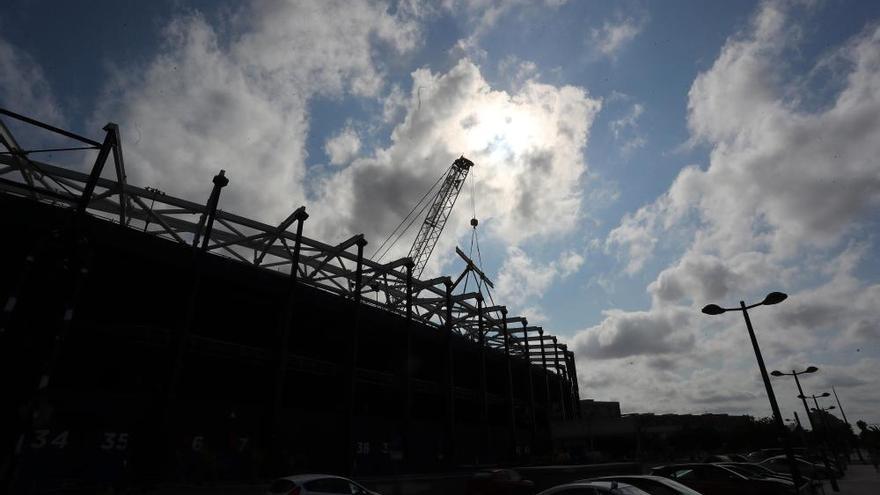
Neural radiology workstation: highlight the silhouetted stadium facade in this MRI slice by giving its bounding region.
[0,109,580,489]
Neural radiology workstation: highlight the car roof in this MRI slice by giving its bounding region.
[591,475,675,482]
[276,474,352,483]
[589,475,706,495]
[557,481,636,489]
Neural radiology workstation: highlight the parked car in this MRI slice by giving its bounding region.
[717,462,799,483]
[716,462,805,492]
[745,448,812,463]
[703,454,751,463]
[650,463,795,495]
[466,469,535,495]
[266,474,380,495]
[537,480,651,495]
[589,475,706,495]
[759,455,839,480]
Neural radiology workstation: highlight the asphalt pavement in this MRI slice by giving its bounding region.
[833,464,880,495]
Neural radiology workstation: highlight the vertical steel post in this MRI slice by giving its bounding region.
[347,237,367,475]
[444,278,455,465]
[567,351,581,418]
[539,329,550,413]
[270,208,307,471]
[402,261,414,469]
[477,296,489,462]
[553,337,568,420]
[164,170,228,477]
[522,323,537,455]
[501,309,516,460]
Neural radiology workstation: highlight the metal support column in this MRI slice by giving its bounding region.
[401,261,414,469]
[521,323,537,455]
[501,309,516,460]
[553,337,568,420]
[477,296,489,462]
[567,350,581,418]
[270,207,308,470]
[164,170,228,476]
[444,278,455,465]
[538,329,550,417]
[347,237,367,475]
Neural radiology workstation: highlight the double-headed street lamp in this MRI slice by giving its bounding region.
[702,292,804,488]
[772,368,839,491]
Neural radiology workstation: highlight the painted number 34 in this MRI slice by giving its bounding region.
[30,430,68,449]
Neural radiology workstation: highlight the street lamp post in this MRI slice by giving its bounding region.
[803,393,845,475]
[771,368,839,491]
[832,386,865,463]
[702,292,804,489]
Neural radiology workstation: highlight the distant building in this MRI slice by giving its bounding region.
[554,401,754,461]
[579,399,621,419]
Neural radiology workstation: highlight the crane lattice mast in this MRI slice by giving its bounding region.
[407,156,474,279]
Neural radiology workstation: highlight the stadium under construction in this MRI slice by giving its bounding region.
[0,109,581,488]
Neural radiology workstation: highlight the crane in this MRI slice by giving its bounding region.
[407,156,474,279]
[372,156,474,279]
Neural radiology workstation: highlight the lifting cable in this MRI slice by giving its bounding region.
[463,165,495,307]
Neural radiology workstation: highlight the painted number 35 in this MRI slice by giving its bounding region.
[100,432,129,451]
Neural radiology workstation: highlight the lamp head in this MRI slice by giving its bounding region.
[828,405,836,410]
[805,366,819,373]
[770,370,785,377]
[821,392,830,397]
[702,304,726,315]
[797,394,806,399]
[762,291,788,305]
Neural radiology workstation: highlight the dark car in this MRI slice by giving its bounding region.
[716,462,806,492]
[589,475,706,495]
[745,448,812,463]
[650,463,795,495]
[759,455,839,480]
[467,468,535,495]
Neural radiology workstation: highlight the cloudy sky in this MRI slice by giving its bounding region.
[2,0,879,424]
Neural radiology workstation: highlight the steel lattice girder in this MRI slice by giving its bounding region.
[0,108,577,382]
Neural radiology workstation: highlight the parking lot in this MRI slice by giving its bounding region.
[834,464,880,495]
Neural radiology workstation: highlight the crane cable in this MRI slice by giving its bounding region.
[462,165,495,307]
[371,163,452,263]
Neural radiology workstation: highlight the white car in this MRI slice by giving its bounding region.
[266,474,380,495]
[537,480,651,495]
[588,475,705,495]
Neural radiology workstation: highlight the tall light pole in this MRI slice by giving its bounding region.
[832,386,864,462]
[702,292,804,488]
[771,367,838,491]
[802,393,845,475]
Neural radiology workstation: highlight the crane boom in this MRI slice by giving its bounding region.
[408,156,474,279]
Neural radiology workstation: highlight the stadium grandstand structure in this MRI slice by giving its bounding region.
[0,108,580,487]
